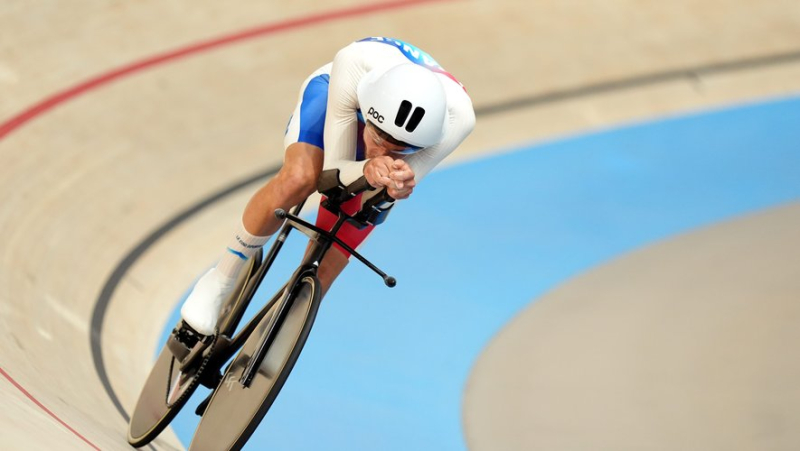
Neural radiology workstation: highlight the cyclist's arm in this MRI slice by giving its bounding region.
[322,42,374,185]
[403,75,476,183]
[323,41,475,188]
[321,43,362,185]
[323,41,407,185]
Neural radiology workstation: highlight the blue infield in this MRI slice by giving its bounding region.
[160,94,800,450]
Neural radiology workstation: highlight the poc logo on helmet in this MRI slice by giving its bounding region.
[367,107,384,124]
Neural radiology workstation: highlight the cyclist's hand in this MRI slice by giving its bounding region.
[364,156,395,188]
[388,178,415,200]
[364,157,411,186]
[365,157,416,199]
[387,160,416,199]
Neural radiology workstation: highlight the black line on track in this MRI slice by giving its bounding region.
[90,166,280,424]
[474,49,800,117]
[92,47,800,427]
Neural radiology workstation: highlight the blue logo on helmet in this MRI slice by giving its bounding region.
[358,37,444,70]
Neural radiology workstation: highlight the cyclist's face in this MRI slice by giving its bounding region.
[363,122,407,158]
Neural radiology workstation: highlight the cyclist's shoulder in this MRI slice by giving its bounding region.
[340,37,468,91]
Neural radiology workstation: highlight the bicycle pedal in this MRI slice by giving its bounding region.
[167,321,210,362]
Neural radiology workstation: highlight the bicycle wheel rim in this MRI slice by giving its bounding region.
[188,275,321,451]
[127,256,256,447]
[127,346,200,446]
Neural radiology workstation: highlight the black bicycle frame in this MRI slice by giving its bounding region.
[219,199,307,337]
[199,200,306,378]
[237,209,347,387]
[236,177,396,387]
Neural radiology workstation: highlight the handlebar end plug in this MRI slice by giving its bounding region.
[274,209,287,220]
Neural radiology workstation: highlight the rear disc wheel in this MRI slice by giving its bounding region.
[188,275,321,451]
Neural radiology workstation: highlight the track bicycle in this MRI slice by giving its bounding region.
[128,170,396,450]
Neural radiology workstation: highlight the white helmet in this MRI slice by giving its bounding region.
[357,63,447,152]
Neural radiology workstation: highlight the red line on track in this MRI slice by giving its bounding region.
[0,0,452,141]
[1,0,451,446]
[0,366,101,450]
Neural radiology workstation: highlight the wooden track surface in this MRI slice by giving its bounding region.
[1,1,799,449]
[464,203,800,450]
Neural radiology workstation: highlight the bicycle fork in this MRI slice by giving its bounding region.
[238,272,304,388]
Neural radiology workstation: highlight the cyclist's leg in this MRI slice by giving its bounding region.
[182,65,330,335]
[317,250,349,299]
[242,142,323,236]
[212,64,329,271]
[181,143,322,335]
[315,229,374,298]
[314,194,377,298]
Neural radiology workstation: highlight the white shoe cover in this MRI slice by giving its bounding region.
[180,268,235,336]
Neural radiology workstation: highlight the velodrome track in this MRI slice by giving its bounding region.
[2,1,800,449]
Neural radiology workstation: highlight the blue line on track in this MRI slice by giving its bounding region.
[161,94,800,450]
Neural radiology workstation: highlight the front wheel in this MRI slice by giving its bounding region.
[188,274,322,451]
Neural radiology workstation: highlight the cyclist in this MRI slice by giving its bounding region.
[181,37,476,336]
